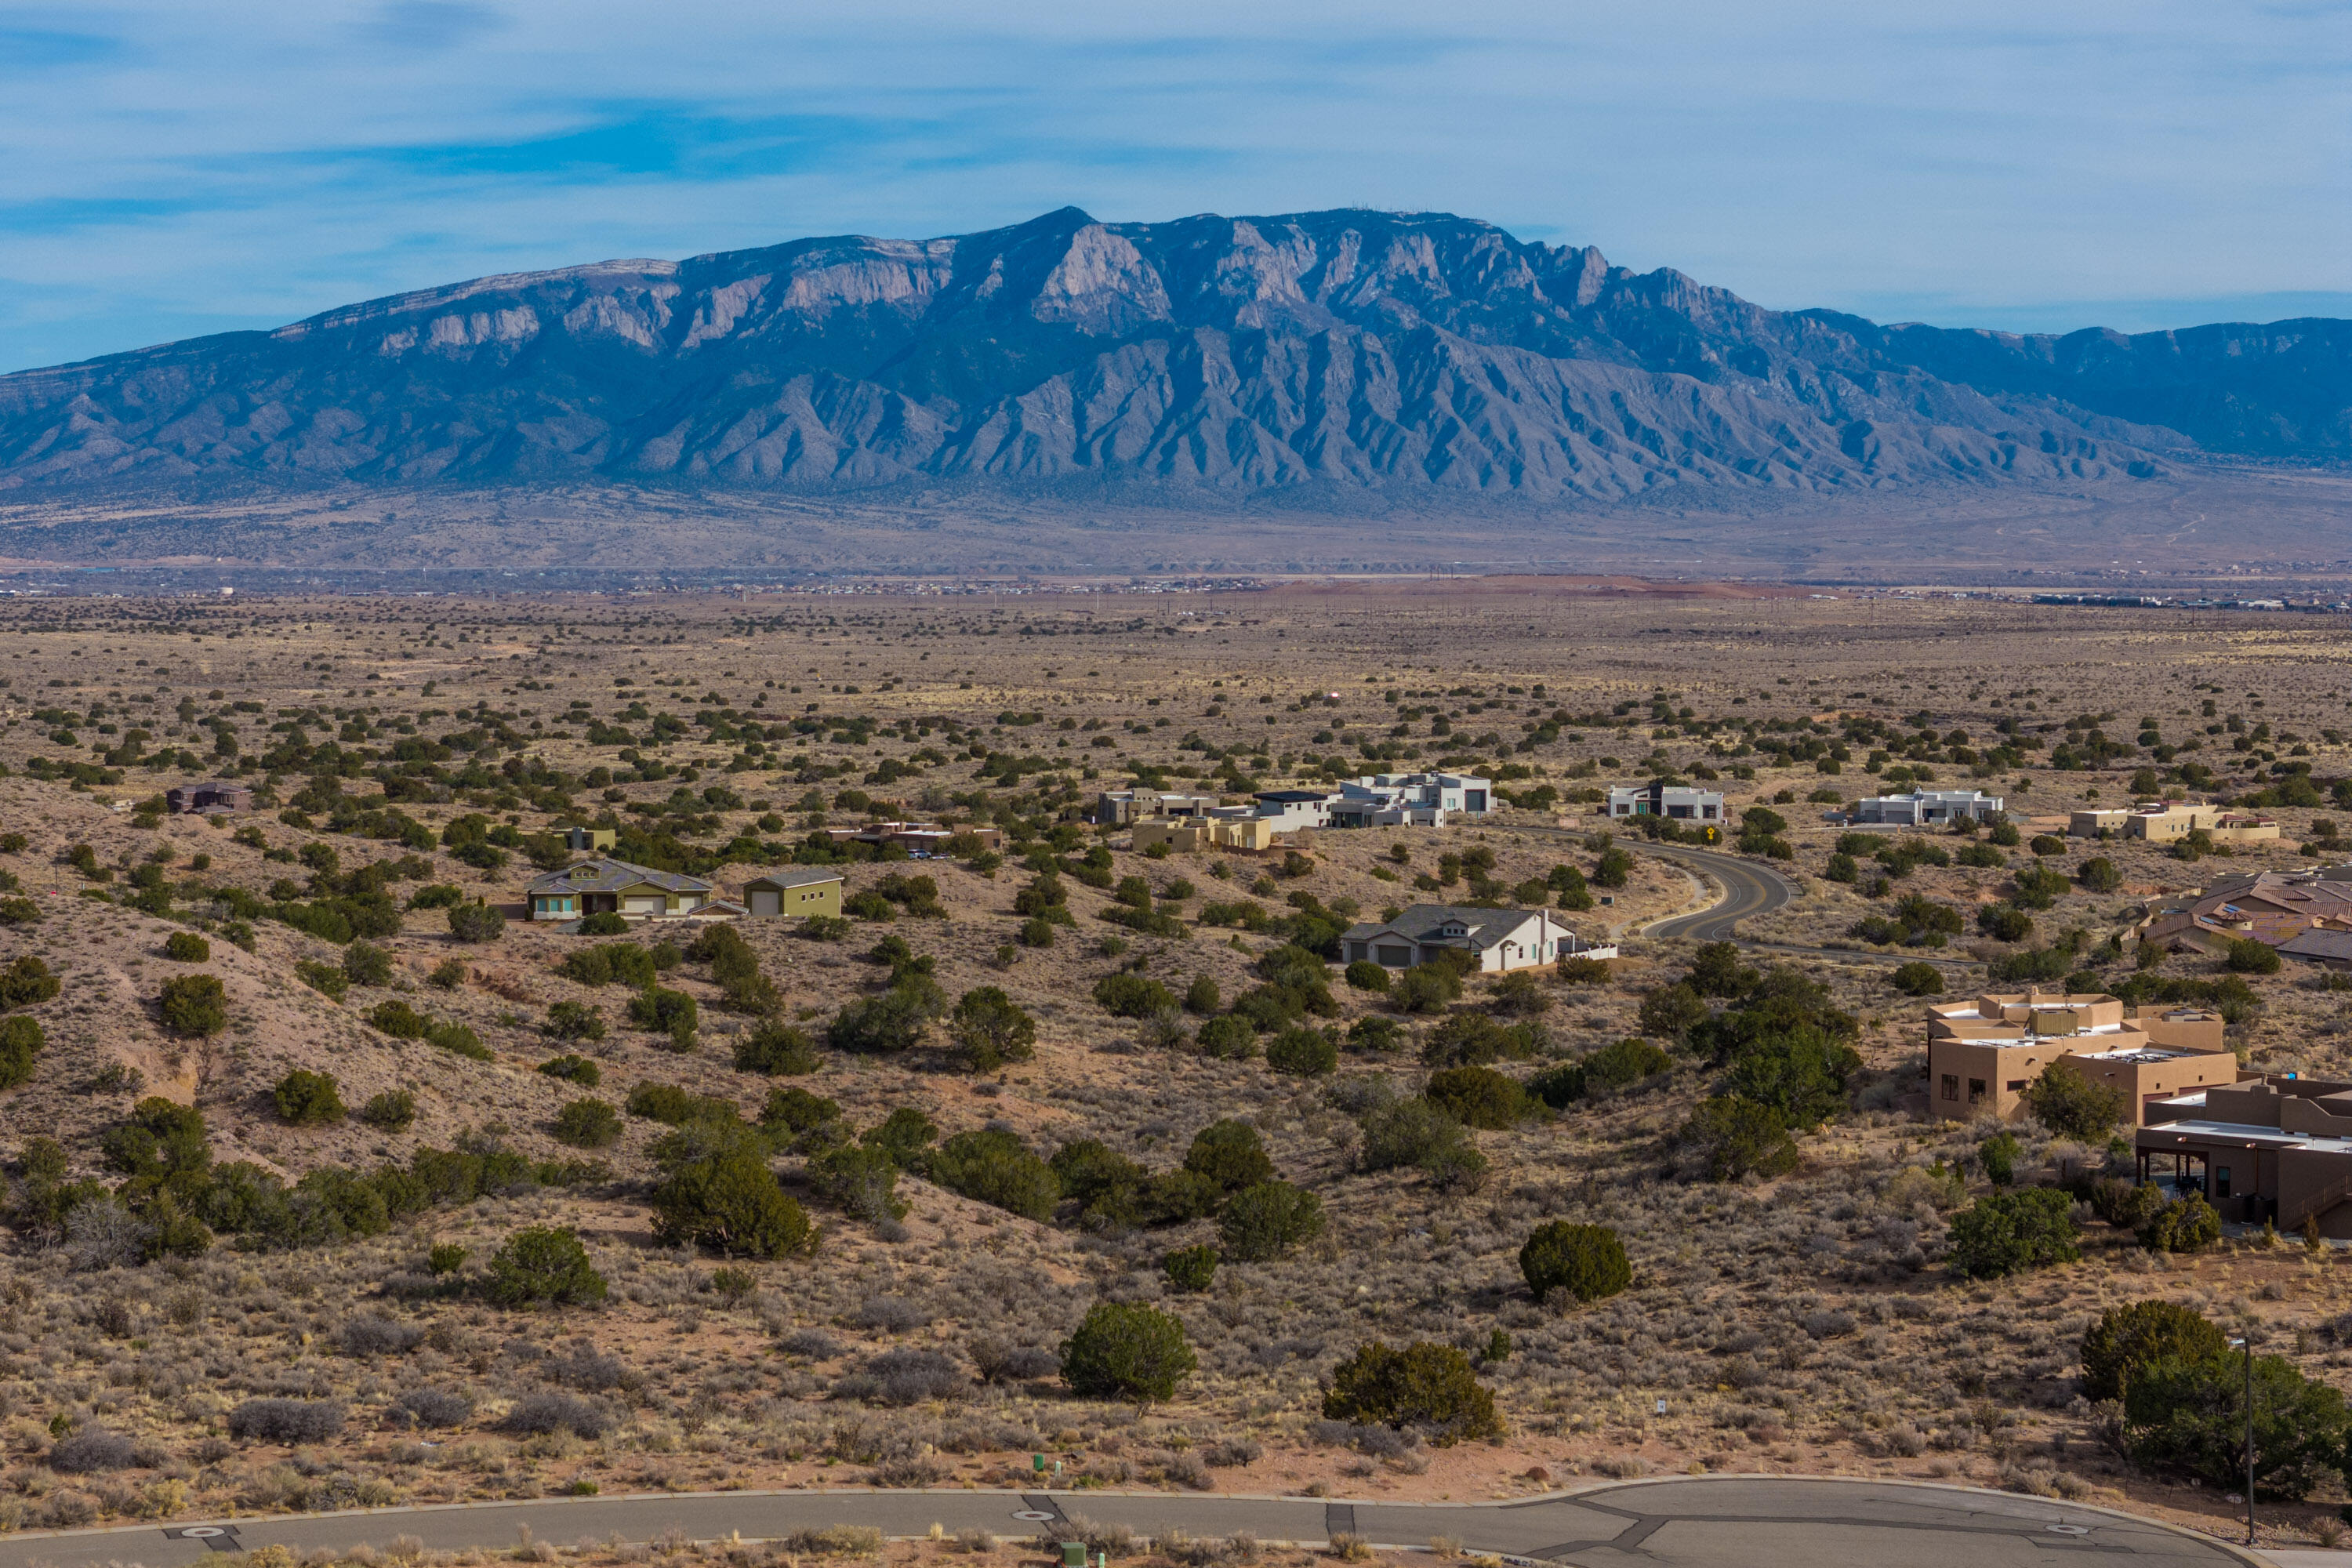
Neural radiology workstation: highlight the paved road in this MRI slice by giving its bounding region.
[0,1477,2265,1568]
[1628,844,1795,942]
[1501,826,1992,970]
[1499,828,1795,943]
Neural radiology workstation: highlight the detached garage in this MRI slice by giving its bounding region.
[744,868,845,920]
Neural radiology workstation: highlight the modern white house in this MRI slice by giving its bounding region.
[1229,789,1338,832]
[1329,772,1492,826]
[1338,904,1613,973]
[1853,789,2005,826]
[1606,782,1725,822]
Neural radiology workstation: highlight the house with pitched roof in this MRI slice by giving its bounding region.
[2140,870,2352,959]
[1338,904,1612,973]
[524,858,714,922]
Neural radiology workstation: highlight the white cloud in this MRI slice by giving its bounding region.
[0,0,2346,368]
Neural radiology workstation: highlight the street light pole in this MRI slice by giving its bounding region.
[2230,1334,2253,1547]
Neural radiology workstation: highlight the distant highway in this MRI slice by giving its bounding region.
[0,1476,2261,1568]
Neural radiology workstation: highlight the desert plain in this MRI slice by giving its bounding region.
[4,579,2352,1549]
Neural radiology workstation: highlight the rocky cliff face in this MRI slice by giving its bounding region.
[1,207,2340,499]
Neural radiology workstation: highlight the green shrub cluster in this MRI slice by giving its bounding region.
[1518,1221,1630,1302]
[272,1069,346,1126]
[1060,1301,1196,1405]
[1947,1188,2080,1278]
[735,1018,821,1075]
[365,1000,491,1060]
[13,1098,607,1261]
[1321,1340,1501,1445]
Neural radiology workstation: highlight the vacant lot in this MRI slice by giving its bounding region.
[3,583,2352,1547]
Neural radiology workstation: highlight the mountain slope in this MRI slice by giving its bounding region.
[1,207,2340,500]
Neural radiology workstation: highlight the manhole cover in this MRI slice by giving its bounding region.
[1012,1512,1057,1523]
[2046,1525,2089,1537]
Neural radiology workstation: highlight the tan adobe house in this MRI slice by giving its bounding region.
[1096,789,1221,826]
[525,858,713,922]
[2138,1076,2352,1235]
[742,868,844,919]
[561,826,619,852]
[2140,869,2352,958]
[2101,802,2279,844]
[1339,904,1613,973]
[1925,987,2234,1124]
[1130,815,1278,852]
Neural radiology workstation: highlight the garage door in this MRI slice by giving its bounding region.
[1376,945,1411,967]
[623,895,662,914]
[750,890,782,916]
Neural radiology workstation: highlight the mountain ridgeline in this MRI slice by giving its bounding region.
[2,207,2345,501]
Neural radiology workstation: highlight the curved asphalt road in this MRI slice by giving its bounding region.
[1623,844,1794,942]
[0,1477,2267,1568]
[1497,828,1795,943]
[1502,828,1987,968]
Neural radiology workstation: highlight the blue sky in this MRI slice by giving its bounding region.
[2,0,2347,372]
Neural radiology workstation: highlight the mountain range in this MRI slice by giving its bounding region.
[1,206,2346,503]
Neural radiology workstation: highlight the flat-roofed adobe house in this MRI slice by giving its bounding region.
[525,858,713,922]
[1338,904,1614,973]
[1131,816,1278,852]
[1924,986,2235,1125]
[2138,1076,2352,1234]
[742,869,844,919]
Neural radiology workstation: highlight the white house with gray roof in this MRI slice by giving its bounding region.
[1338,903,1613,973]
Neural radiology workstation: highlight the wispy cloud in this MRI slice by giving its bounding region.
[361,1,504,51]
[0,0,2344,370]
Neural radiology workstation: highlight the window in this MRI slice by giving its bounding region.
[2006,1080,2028,1094]
[1940,1074,1959,1102]
[1968,1078,1987,1104]
[2216,1166,2232,1198]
